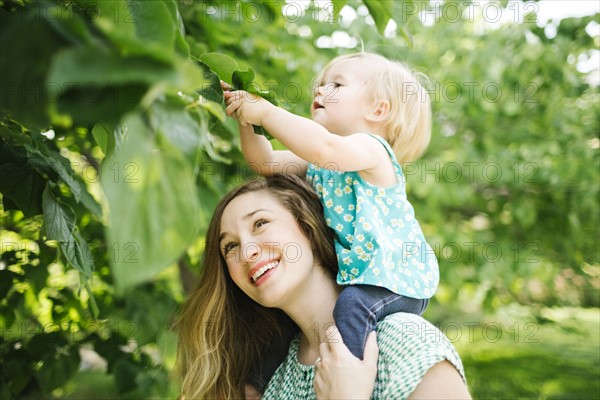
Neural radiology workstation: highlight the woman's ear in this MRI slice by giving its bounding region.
[366,100,391,122]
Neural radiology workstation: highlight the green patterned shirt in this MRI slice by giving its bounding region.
[263,313,466,399]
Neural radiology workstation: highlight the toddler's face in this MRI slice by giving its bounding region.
[311,58,374,136]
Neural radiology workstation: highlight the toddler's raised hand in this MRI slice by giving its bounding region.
[223,87,272,127]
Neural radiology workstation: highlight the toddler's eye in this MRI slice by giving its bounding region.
[255,218,269,229]
[323,82,340,89]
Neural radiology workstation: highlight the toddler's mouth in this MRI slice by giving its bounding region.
[312,100,324,110]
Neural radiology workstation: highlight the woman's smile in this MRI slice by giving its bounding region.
[249,259,280,285]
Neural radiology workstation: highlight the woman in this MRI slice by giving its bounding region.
[175,174,470,399]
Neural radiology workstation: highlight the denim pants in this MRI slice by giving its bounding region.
[333,284,429,359]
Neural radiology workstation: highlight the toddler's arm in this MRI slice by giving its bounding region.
[238,121,306,176]
[224,90,385,174]
[223,83,306,176]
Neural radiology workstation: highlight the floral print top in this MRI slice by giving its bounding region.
[306,134,438,299]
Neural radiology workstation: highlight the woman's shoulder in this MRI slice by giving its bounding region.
[372,313,466,399]
[376,312,460,359]
[377,312,438,338]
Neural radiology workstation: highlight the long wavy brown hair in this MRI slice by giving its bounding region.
[174,174,337,399]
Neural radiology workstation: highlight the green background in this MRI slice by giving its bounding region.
[0,0,598,398]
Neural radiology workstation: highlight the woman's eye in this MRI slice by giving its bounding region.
[223,242,238,254]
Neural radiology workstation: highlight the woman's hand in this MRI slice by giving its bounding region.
[222,82,273,127]
[313,327,379,400]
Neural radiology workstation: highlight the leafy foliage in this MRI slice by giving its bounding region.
[0,0,598,397]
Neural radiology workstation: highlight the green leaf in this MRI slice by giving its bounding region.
[92,122,126,159]
[76,183,103,218]
[46,47,175,124]
[122,286,177,346]
[196,61,224,105]
[92,333,128,373]
[61,230,95,279]
[72,0,173,64]
[101,113,201,293]
[331,0,349,19]
[113,359,141,394]
[45,1,97,47]
[24,263,50,293]
[85,281,100,319]
[47,47,175,89]
[198,97,227,122]
[28,332,68,357]
[194,61,230,129]
[2,349,35,395]
[1,105,104,220]
[42,185,75,242]
[0,163,45,217]
[0,270,18,299]
[362,0,394,34]
[24,140,81,201]
[0,305,16,331]
[162,0,191,57]
[0,5,69,130]
[92,123,110,156]
[232,67,257,91]
[45,46,205,125]
[73,0,134,37]
[149,98,203,164]
[128,0,175,51]
[198,53,278,138]
[56,85,149,126]
[199,52,241,83]
[35,345,81,394]
[42,185,94,278]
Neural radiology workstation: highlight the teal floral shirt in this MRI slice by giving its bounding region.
[262,313,466,399]
[306,135,438,299]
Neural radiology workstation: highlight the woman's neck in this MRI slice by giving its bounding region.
[280,268,341,364]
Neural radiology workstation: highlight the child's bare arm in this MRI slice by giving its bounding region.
[224,89,306,176]
[238,123,307,176]
[224,90,384,173]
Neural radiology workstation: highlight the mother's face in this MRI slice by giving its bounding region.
[219,190,316,308]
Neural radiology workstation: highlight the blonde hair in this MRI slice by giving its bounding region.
[174,174,337,399]
[314,52,432,163]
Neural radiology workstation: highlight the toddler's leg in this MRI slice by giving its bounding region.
[333,285,428,359]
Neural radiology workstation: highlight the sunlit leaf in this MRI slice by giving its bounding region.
[199,52,241,83]
[101,113,201,293]
[362,0,394,34]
